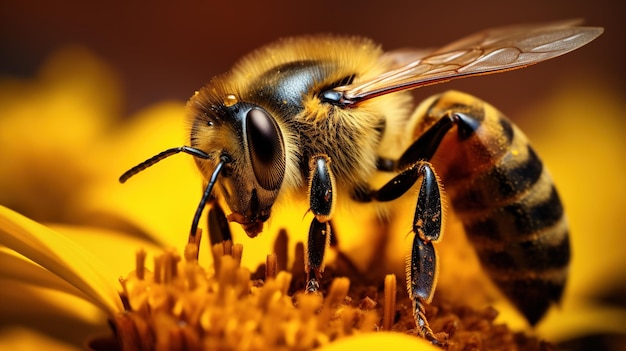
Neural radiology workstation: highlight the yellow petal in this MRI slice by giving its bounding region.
[539,302,626,343]
[316,332,440,351]
[0,278,109,341]
[77,101,199,249]
[0,327,82,351]
[0,205,123,315]
[48,224,165,277]
[0,248,88,300]
[0,47,122,223]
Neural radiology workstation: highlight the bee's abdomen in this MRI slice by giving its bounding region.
[427,92,570,324]
[454,157,569,324]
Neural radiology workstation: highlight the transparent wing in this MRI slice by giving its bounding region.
[379,48,435,69]
[335,20,603,106]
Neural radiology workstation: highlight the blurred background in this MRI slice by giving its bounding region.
[1,1,624,350]
[0,0,622,115]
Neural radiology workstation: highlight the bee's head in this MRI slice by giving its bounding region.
[186,87,287,238]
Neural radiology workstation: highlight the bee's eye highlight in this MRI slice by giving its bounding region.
[245,108,285,190]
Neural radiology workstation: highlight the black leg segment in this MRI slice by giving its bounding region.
[207,199,233,245]
[309,155,335,222]
[414,163,443,242]
[409,236,437,303]
[190,156,230,238]
[373,164,422,202]
[305,154,336,292]
[397,112,480,169]
[410,236,446,345]
[305,217,331,292]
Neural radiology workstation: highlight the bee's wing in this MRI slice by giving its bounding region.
[379,48,435,69]
[335,20,603,106]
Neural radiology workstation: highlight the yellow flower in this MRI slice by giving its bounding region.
[0,204,445,351]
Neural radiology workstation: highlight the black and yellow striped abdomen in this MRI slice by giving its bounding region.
[414,91,569,324]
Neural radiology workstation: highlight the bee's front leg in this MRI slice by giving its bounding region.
[206,198,232,245]
[305,155,335,292]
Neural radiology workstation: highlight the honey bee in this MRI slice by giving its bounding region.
[120,20,602,344]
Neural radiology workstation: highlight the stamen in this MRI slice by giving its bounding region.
[185,228,202,261]
[136,249,146,280]
[153,255,163,284]
[266,253,278,280]
[273,229,289,271]
[317,277,350,328]
[234,264,251,298]
[383,274,397,331]
[232,243,244,266]
[114,313,141,350]
[184,242,198,262]
[223,239,233,256]
[324,277,350,309]
[113,232,557,351]
[162,250,177,283]
[211,242,225,272]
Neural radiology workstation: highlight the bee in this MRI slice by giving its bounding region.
[120,20,602,344]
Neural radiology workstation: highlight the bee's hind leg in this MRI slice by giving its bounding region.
[371,161,447,345]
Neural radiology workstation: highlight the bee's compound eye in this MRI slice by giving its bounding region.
[245,108,285,190]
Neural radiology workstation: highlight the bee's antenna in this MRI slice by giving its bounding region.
[190,155,230,237]
[119,146,211,183]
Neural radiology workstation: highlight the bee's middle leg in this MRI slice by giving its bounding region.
[305,155,335,292]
